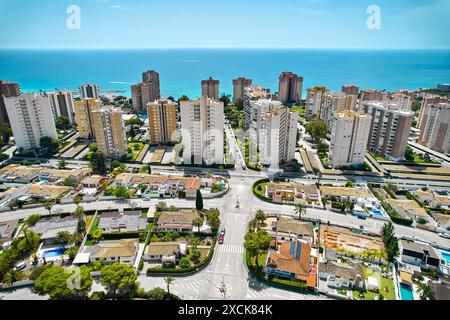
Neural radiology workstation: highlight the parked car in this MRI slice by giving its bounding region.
[218,234,224,244]
[14,261,26,271]
[439,232,450,239]
[219,228,226,236]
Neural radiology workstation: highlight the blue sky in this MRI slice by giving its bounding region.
[0,0,449,49]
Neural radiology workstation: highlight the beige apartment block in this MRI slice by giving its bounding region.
[131,70,160,110]
[362,101,414,160]
[232,77,252,102]
[329,110,372,168]
[74,98,101,139]
[320,92,357,127]
[306,86,328,119]
[278,72,303,104]
[91,106,127,158]
[147,100,178,144]
[341,84,360,96]
[201,77,219,100]
[418,103,450,154]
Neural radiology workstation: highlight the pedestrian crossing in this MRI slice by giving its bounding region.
[216,244,244,254]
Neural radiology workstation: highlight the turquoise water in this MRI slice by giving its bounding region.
[441,251,450,265]
[42,248,66,258]
[400,283,414,300]
[372,209,383,217]
[1,49,450,99]
[39,177,48,183]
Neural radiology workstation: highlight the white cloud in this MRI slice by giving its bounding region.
[110,4,133,11]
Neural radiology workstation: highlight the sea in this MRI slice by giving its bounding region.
[1,49,449,99]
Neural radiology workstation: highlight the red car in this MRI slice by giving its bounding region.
[218,234,224,244]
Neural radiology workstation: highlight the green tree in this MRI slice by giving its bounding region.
[89,150,107,175]
[306,119,328,144]
[193,217,203,233]
[381,222,399,262]
[55,116,70,130]
[417,283,435,300]
[64,246,79,261]
[345,180,354,187]
[3,269,25,285]
[0,123,12,145]
[56,231,73,244]
[179,257,191,268]
[25,214,42,226]
[114,185,130,199]
[177,95,189,103]
[404,146,415,162]
[100,263,138,299]
[164,277,175,296]
[0,153,9,162]
[205,208,221,232]
[124,118,144,127]
[42,200,54,215]
[195,189,204,211]
[39,136,59,157]
[219,94,231,107]
[294,204,306,219]
[244,232,260,266]
[147,287,166,300]
[91,229,103,244]
[255,210,267,224]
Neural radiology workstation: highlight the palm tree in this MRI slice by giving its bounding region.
[247,218,258,232]
[43,201,53,215]
[322,196,329,210]
[73,195,82,207]
[418,283,435,300]
[164,277,175,296]
[193,217,203,233]
[294,204,306,220]
[92,229,103,244]
[3,269,24,285]
[255,210,266,224]
[56,231,73,244]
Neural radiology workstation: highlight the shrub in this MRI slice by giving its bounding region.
[179,257,191,268]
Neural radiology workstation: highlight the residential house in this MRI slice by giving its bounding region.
[143,241,187,267]
[0,219,18,243]
[265,182,319,205]
[270,216,315,245]
[157,210,200,232]
[319,252,365,290]
[98,211,147,234]
[264,239,317,289]
[26,184,71,200]
[30,216,79,244]
[82,239,139,265]
[0,164,41,183]
[400,240,441,271]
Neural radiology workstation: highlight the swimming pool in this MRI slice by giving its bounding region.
[441,251,450,266]
[137,113,148,121]
[371,209,384,217]
[399,283,414,300]
[42,248,66,259]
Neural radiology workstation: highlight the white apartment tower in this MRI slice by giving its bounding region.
[259,107,298,167]
[180,97,224,165]
[48,90,75,123]
[4,93,58,150]
[79,83,100,100]
[329,111,372,168]
[418,103,450,154]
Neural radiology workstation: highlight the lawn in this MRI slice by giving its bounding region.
[247,251,267,267]
[352,265,396,300]
[253,182,267,197]
[290,105,305,118]
[128,142,144,160]
[85,215,95,229]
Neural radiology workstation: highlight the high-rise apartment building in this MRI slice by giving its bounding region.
[360,89,386,103]
[79,83,100,100]
[259,107,298,166]
[306,86,328,119]
[245,99,284,145]
[418,94,448,128]
[341,84,360,96]
[418,103,450,154]
[278,72,303,104]
[180,97,224,165]
[243,86,274,130]
[146,100,178,144]
[73,98,101,139]
[320,92,357,127]
[362,101,414,160]
[131,70,161,110]
[232,77,252,102]
[0,80,20,124]
[48,91,75,123]
[329,110,371,168]
[4,93,57,150]
[201,77,220,100]
[90,106,127,158]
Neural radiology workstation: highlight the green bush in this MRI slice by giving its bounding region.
[179,257,191,268]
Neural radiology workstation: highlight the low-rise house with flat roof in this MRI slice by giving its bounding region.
[0,219,18,243]
[26,184,71,200]
[400,240,441,271]
[143,241,187,267]
[157,209,201,232]
[429,281,450,300]
[30,216,78,244]
[265,182,319,205]
[414,190,450,209]
[320,186,371,201]
[0,164,41,183]
[39,167,91,184]
[386,199,430,223]
[81,239,139,265]
[264,239,318,289]
[98,211,147,234]
[319,258,364,290]
[269,216,315,245]
[81,175,107,189]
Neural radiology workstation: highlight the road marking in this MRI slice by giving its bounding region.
[217,244,244,254]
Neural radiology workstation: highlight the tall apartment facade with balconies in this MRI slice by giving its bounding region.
[341,84,360,96]
[278,72,303,104]
[79,83,100,100]
[243,85,274,130]
[362,101,414,160]
[0,80,20,124]
[91,107,127,158]
[48,90,75,123]
[259,107,298,167]
[131,70,161,111]
[74,98,101,139]
[201,77,220,100]
[146,100,178,144]
[180,97,224,165]
[418,103,450,154]
[329,111,372,168]
[4,93,57,150]
[232,77,252,102]
[305,86,328,119]
[320,92,357,127]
